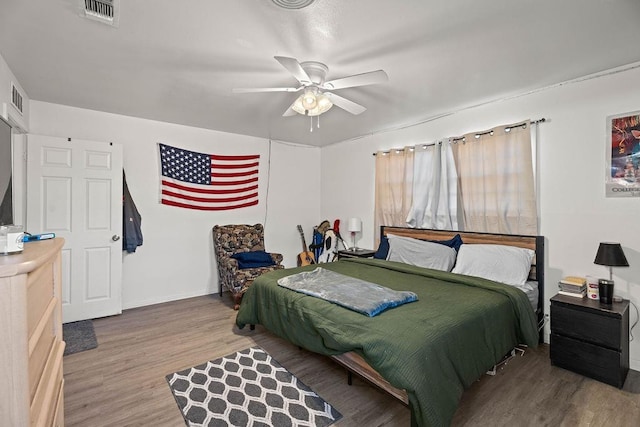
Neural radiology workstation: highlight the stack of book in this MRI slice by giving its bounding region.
[558,276,587,298]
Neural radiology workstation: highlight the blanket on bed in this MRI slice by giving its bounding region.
[236,258,538,427]
[277,267,418,317]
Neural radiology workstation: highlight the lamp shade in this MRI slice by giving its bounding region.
[347,218,362,233]
[594,242,629,267]
[301,89,317,110]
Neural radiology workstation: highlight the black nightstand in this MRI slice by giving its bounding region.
[550,293,629,388]
[337,249,376,260]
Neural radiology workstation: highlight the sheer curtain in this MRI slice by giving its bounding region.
[374,148,414,235]
[406,141,460,229]
[451,123,537,234]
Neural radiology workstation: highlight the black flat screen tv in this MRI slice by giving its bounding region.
[0,115,13,226]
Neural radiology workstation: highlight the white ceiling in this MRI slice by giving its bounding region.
[1,0,640,147]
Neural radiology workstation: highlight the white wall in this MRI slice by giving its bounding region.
[320,65,640,370]
[29,101,321,309]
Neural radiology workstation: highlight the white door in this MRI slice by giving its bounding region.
[26,134,123,323]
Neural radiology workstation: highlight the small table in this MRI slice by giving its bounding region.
[550,293,629,388]
[337,249,376,260]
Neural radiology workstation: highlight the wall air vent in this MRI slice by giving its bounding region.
[81,0,120,27]
[10,83,23,115]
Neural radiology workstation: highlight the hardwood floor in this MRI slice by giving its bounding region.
[63,295,640,427]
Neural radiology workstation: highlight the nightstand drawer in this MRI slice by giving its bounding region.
[551,302,621,349]
[550,333,626,388]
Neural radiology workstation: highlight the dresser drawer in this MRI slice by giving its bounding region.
[28,312,56,400]
[31,339,65,426]
[550,333,626,388]
[43,365,64,427]
[51,378,64,427]
[551,302,621,349]
[27,262,54,338]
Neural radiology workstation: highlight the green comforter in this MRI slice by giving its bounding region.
[236,258,539,427]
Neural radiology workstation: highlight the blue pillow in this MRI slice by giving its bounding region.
[435,234,463,252]
[231,251,276,269]
[374,233,463,259]
[374,236,390,259]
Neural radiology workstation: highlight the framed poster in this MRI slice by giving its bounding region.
[606,110,640,197]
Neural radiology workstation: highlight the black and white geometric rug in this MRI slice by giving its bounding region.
[166,347,342,427]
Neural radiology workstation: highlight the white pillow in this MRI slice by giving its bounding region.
[386,234,457,271]
[451,244,534,286]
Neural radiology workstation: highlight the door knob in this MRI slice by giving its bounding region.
[112,235,121,241]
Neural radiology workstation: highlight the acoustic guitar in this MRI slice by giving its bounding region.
[296,225,315,267]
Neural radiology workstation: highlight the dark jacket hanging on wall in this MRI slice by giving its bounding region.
[123,170,143,253]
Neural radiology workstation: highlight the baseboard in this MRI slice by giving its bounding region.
[123,288,214,310]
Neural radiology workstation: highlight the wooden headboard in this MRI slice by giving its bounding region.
[381,226,545,340]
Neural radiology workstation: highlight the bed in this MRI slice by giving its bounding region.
[236,227,544,427]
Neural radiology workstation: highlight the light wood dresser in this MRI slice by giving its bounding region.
[0,238,65,426]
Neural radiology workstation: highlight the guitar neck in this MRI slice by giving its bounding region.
[297,226,309,252]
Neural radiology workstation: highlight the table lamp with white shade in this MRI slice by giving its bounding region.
[347,218,361,251]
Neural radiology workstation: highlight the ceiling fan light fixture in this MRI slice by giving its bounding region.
[292,91,332,116]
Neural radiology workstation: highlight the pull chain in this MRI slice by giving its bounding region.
[306,115,323,132]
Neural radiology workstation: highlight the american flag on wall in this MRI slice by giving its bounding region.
[158,143,259,211]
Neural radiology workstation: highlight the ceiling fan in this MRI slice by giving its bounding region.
[233,56,388,118]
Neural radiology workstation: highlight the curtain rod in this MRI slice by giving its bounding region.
[372,118,546,156]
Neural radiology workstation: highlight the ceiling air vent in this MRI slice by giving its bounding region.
[271,0,315,9]
[81,0,120,27]
[10,83,23,115]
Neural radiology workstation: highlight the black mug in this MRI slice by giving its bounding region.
[599,279,614,305]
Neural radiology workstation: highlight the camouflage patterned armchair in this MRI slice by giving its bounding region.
[212,223,284,309]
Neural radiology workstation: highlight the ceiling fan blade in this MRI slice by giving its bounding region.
[233,87,301,93]
[274,56,312,85]
[325,92,366,115]
[322,70,388,90]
